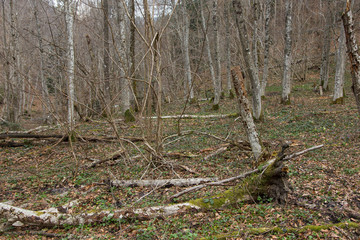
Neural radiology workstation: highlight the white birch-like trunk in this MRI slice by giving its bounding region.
[333,24,346,104]
[65,0,75,130]
[232,0,262,120]
[281,0,293,104]
[231,67,262,161]
[261,0,273,97]
[183,0,194,101]
[319,0,332,91]
[212,0,221,108]
[200,0,217,106]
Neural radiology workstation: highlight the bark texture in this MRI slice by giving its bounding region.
[212,0,221,108]
[110,178,218,188]
[231,67,262,161]
[232,0,262,120]
[319,0,332,91]
[342,0,360,115]
[200,0,217,107]
[333,23,346,104]
[281,0,293,104]
[65,0,75,129]
[183,0,194,101]
[261,0,273,97]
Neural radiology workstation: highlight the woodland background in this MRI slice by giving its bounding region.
[0,0,360,239]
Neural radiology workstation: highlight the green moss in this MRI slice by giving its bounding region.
[331,97,344,105]
[207,222,360,239]
[229,90,235,99]
[212,104,219,111]
[189,167,271,209]
[124,109,135,123]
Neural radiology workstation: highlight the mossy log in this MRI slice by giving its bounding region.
[0,155,288,228]
[0,146,324,228]
[205,222,360,240]
[189,154,291,209]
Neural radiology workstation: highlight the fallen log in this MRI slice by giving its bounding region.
[0,133,143,143]
[0,145,323,228]
[149,113,239,120]
[109,178,218,188]
[169,145,323,201]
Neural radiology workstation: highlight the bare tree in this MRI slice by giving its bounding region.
[212,0,221,109]
[281,0,293,104]
[333,22,346,104]
[183,0,194,102]
[64,0,75,130]
[200,0,217,107]
[232,0,262,120]
[319,0,332,92]
[224,1,233,98]
[261,0,273,98]
[342,0,360,115]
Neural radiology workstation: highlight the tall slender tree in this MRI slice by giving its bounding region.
[233,0,262,120]
[212,0,221,109]
[281,0,293,104]
[261,0,273,98]
[319,0,332,92]
[64,0,75,130]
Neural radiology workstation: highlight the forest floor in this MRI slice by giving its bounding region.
[1,73,360,239]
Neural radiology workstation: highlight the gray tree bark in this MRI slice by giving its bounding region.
[64,0,75,129]
[333,24,346,104]
[212,0,221,109]
[7,0,20,123]
[342,0,360,115]
[319,0,332,92]
[102,0,111,111]
[224,2,233,98]
[232,0,262,120]
[231,67,262,162]
[200,0,217,106]
[261,0,273,98]
[33,0,50,120]
[183,0,194,102]
[281,0,293,104]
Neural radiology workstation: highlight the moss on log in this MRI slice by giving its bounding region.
[204,221,360,239]
[189,154,290,209]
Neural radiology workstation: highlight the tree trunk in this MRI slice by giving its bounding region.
[183,0,194,102]
[33,0,50,120]
[342,0,360,115]
[102,0,111,113]
[116,1,131,117]
[64,0,75,130]
[281,0,293,104]
[129,0,138,111]
[319,0,332,92]
[333,23,346,104]
[200,0,217,107]
[261,0,273,97]
[224,2,233,98]
[252,0,259,72]
[231,67,262,162]
[212,0,221,109]
[7,0,20,123]
[232,0,262,120]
